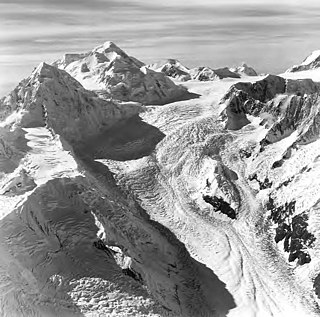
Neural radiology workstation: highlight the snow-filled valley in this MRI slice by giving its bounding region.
[1,42,320,316]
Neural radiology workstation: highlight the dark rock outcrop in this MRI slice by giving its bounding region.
[248,174,272,190]
[266,196,315,265]
[203,195,236,219]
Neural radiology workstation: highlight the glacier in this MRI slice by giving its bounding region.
[1,43,320,317]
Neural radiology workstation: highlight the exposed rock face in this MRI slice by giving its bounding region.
[203,195,236,219]
[287,50,320,72]
[266,197,315,265]
[219,74,320,133]
[224,74,287,104]
[53,42,195,105]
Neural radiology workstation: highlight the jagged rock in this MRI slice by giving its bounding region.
[220,89,251,130]
[54,41,195,105]
[218,75,287,131]
[261,92,320,149]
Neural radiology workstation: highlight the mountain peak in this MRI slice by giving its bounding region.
[101,40,120,51]
[33,62,53,76]
[53,41,195,104]
[93,41,127,57]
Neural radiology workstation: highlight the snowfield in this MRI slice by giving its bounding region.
[1,43,320,316]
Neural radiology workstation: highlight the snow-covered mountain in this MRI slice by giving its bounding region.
[53,41,196,105]
[229,62,258,76]
[0,62,142,144]
[2,42,320,317]
[148,59,257,81]
[147,59,192,81]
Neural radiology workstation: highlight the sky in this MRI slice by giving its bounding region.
[1,0,320,96]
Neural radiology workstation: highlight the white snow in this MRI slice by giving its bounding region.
[280,68,320,82]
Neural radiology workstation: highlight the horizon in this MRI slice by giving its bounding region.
[1,0,320,96]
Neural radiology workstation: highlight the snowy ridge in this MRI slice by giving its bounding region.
[287,50,320,72]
